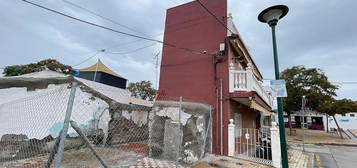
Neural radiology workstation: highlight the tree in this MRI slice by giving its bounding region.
[280,66,338,135]
[320,99,357,138]
[3,59,72,76]
[127,80,156,101]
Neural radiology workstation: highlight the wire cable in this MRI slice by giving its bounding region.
[61,0,220,53]
[72,49,104,67]
[22,0,213,56]
[62,0,148,36]
[106,43,157,55]
[196,0,234,34]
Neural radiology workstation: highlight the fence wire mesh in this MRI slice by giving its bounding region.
[0,81,211,168]
[0,85,70,167]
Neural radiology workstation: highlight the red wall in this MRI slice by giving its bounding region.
[158,0,228,154]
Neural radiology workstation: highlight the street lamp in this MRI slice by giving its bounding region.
[258,5,289,168]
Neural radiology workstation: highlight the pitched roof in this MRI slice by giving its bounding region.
[78,60,126,79]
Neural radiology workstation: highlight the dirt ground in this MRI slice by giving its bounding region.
[286,128,355,145]
[349,129,357,136]
[0,147,145,168]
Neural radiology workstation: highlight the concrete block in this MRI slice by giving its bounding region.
[163,120,182,160]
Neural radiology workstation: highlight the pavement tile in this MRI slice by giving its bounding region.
[129,157,187,168]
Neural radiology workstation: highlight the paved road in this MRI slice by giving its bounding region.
[289,142,357,168]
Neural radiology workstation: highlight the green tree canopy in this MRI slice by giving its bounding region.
[127,80,156,101]
[3,59,72,76]
[320,99,357,116]
[281,66,338,114]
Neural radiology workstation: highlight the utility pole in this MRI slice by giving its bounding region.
[302,95,306,151]
[153,51,160,90]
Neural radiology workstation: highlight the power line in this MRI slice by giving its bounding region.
[72,49,104,67]
[60,0,220,54]
[63,0,215,45]
[22,0,213,57]
[71,42,156,68]
[106,43,157,55]
[196,0,234,34]
[62,0,147,36]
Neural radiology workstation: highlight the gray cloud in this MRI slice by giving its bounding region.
[0,0,356,99]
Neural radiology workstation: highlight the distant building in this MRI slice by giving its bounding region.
[283,111,326,130]
[328,112,357,130]
[78,60,127,89]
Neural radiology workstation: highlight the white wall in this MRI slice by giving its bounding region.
[0,84,110,139]
[328,113,357,130]
[76,77,130,104]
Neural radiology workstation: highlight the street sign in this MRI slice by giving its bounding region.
[270,80,288,97]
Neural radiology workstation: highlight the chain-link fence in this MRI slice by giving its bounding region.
[0,80,212,168]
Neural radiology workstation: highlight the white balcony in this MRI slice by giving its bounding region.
[229,67,273,108]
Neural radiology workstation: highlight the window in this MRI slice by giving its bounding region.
[350,114,355,117]
[234,113,242,137]
[342,114,346,117]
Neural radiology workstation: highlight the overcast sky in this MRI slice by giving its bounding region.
[0,0,356,100]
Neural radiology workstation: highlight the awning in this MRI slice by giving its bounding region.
[78,59,126,79]
[250,100,272,116]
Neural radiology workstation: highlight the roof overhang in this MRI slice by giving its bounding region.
[227,36,264,80]
[231,96,272,116]
[250,100,272,116]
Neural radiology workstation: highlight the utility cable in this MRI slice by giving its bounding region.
[106,43,156,55]
[196,0,234,34]
[64,0,214,46]
[71,42,156,68]
[62,0,148,36]
[22,0,213,56]
[61,0,219,53]
[72,50,103,67]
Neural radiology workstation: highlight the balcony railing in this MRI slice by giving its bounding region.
[229,68,273,108]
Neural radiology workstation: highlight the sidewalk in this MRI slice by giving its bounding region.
[288,149,314,168]
[191,154,272,168]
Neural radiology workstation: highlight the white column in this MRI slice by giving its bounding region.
[246,63,253,91]
[229,65,235,92]
[228,119,235,156]
[271,122,282,168]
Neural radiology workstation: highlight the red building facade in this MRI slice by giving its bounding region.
[158,0,273,155]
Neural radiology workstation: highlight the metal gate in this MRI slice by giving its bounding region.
[234,128,272,166]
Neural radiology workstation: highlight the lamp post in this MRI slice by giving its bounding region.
[258,5,289,168]
[302,95,306,152]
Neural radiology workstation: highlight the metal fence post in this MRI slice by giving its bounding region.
[70,120,108,168]
[54,82,78,168]
[176,96,183,166]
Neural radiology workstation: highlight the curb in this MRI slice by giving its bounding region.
[288,140,357,147]
[314,143,357,147]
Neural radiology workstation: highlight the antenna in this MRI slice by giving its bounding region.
[153,50,160,90]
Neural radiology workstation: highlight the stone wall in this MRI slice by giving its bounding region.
[148,101,211,164]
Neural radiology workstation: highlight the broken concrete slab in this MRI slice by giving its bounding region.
[163,119,182,160]
[148,100,211,165]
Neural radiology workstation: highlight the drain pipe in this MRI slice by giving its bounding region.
[216,88,219,153]
[220,78,223,155]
